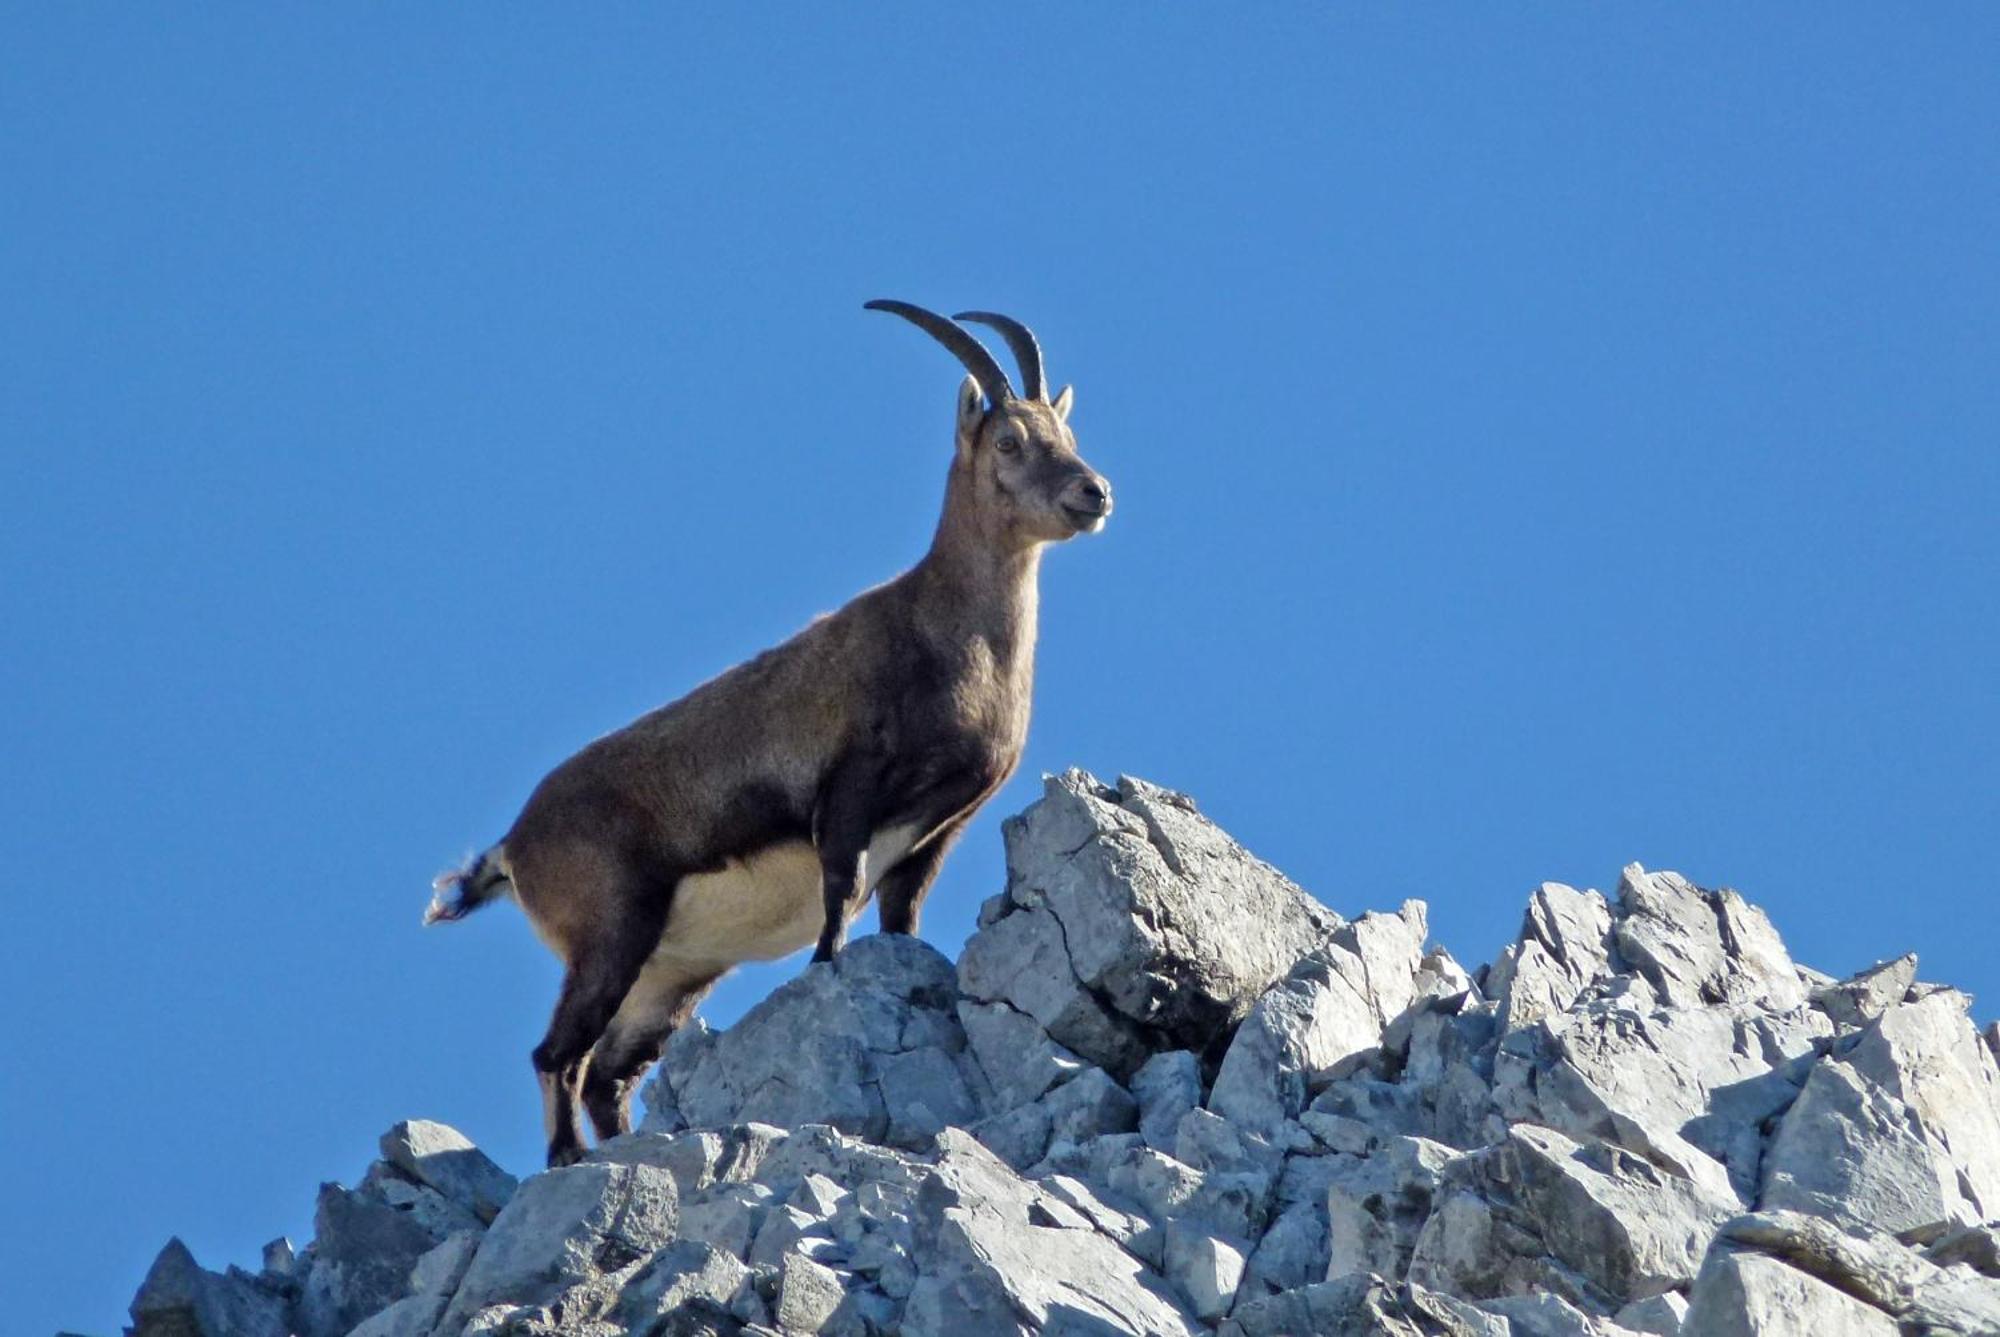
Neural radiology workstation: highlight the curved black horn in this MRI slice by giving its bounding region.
[864,299,1015,404]
[953,311,1046,402]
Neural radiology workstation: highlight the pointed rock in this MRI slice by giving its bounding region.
[437,1161,680,1334]
[1613,866,1806,1012]
[380,1120,518,1225]
[129,1238,289,1337]
[1811,954,1917,1030]
[964,770,1340,1073]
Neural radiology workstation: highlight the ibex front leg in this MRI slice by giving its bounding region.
[811,751,882,963]
[877,816,967,936]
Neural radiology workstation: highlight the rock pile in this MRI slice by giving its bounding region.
[128,771,2000,1335]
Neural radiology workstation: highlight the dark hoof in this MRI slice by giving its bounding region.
[546,1142,586,1169]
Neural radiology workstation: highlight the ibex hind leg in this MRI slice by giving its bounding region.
[529,890,672,1168]
[581,959,725,1142]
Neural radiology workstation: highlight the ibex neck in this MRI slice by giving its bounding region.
[915,472,1043,666]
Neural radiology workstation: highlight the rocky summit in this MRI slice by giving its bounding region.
[127,771,2000,1336]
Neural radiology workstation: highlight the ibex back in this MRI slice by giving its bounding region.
[428,302,1113,1166]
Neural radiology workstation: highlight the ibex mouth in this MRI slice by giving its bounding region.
[1062,502,1111,534]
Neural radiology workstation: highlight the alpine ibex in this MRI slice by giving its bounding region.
[428,301,1113,1166]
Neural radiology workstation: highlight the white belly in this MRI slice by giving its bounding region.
[654,824,920,965]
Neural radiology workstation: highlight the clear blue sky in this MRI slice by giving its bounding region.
[4,8,1996,1334]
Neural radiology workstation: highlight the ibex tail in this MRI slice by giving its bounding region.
[425,846,513,926]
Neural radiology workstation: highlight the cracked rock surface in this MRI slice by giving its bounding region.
[126,770,2000,1336]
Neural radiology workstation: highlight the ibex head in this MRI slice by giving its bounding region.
[867,300,1113,546]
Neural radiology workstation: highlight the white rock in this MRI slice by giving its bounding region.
[1480,1290,1613,1336]
[1132,1050,1204,1153]
[1612,1290,1688,1335]
[1163,1222,1249,1323]
[958,898,1149,1075]
[1207,940,1386,1137]
[618,1238,754,1328]
[359,1161,484,1240]
[677,1181,775,1258]
[1324,1135,1460,1283]
[1038,1067,1139,1145]
[1220,1275,1509,1337]
[967,1101,1051,1170]
[1712,1210,2000,1334]
[957,1000,1084,1110]
[665,937,968,1148]
[901,1130,1201,1336]
[437,1162,679,1334]
[1411,1124,1737,1310]
[876,1044,978,1147]
[772,1253,847,1333]
[1812,954,1918,1029]
[1239,1199,1329,1300]
[1845,991,2000,1221]
[1925,1221,2000,1276]
[347,1233,478,1337]
[1762,1053,1970,1232]
[1682,1249,1897,1335]
[967,771,1340,1074]
[379,1119,518,1225]
[1612,866,1806,1013]
[1487,883,1613,1032]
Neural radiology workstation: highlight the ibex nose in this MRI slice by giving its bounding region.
[1062,475,1113,533]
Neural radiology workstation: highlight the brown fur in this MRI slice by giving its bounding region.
[436,312,1111,1166]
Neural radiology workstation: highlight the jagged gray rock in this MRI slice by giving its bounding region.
[437,1161,680,1333]
[1162,1222,1250,1323]
[1208,904,1428,1138]
[117,772,2000,1337]
[902,1129,1201,1336]
[381,1118,519,1225]
[297,1182,443,1337]
[1693,1210,2000,1333]
[615,1239,755,1331]
[958,999,1084,1110]
[129,1238,290,1337]
[1478,1290,1618,1336]
[1926,1221,2000,1276]
[1611,1290,1687,1336]
[960,771,1341,1073]
[1485,881,1612,1035]
[644,935,975,1150]
[1812,953,1918,1029]
[1219,1274,1508,1337]
[1613,865,1806,1014]
[1762,989,2000,1234]
[1682,1248,1898,1335]
[347,1232,478,1337]
[1324,1134,1459,1283]
[1133,1050,1204,1153]
[1411,1123,1737,1311]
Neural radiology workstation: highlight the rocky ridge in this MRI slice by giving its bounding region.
[128,771,2000,1336]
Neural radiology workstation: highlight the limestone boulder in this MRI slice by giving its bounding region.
[960,770,1340,1074]
[646,934,976,1149]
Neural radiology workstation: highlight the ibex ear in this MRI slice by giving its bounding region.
[955,374,986,454]
[1051,384,1075,422]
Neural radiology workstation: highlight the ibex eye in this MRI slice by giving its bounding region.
[996,436,1020,454]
